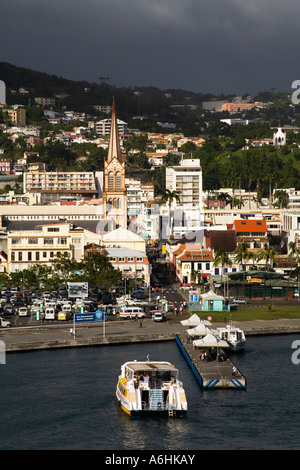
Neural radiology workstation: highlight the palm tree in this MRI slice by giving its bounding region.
[257,243,278,270]
[213,248,232,295]
[246,250,257,270]
[159,189,181,238]
[234,242,251,293]
[288,241,300,278]
[234,242,250,272]
[273,190,289,209]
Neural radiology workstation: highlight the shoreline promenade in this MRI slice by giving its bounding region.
[2,315,300,353]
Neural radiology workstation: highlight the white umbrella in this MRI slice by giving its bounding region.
[193,333,229,348]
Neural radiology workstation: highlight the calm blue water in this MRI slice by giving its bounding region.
[1,334,300,450]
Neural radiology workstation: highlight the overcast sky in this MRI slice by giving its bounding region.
[1,0,300,96]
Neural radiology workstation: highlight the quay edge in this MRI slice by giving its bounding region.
[2,319,300,353]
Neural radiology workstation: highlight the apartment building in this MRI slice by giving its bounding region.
[222,101,258,113]
[7,223,85,272]
[0,158,13,174]
[4,106,26,126]
[34,97,56,107]
[24,171,97,202]
[165,158,204,236]
[95,118,128,136]
[93,105,112,114]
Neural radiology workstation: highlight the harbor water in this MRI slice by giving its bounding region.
[1,334,300,450]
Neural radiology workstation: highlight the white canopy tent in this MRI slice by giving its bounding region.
[187,323,215,337]
[181,314,211,327]
[193,333,229,348]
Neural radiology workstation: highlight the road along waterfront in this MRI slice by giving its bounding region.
[2,316,300,353]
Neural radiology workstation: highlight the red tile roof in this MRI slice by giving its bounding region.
[234,219,267,233]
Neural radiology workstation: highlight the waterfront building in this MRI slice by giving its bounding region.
[7,222,85,272]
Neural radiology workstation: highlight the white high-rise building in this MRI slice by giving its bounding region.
[165,158,204,237]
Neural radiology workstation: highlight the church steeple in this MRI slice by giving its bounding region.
[103,98,127,229]
[107,98,122,163]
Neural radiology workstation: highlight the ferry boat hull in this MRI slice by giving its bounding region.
[116,361,188,418]
[217,325,246,351]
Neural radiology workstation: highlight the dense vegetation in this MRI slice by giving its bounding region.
[2,62,300,197]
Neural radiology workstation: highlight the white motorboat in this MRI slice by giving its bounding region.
[116,360,188,418]
[216,324,246,351]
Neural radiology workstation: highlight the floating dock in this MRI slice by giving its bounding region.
[175,334,246,390]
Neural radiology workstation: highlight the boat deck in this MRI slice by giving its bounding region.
[175,334,246,390]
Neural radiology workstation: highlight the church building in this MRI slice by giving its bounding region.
[103,99,127,229]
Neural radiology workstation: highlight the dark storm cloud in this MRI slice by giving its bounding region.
[1,0,300,95]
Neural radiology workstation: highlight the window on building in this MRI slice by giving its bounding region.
[44,238,54,245]
[116,172,121,190]
[28,238,38,244]
[108,172,114,190]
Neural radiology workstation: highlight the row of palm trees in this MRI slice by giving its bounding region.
[213,241,300,285]
[212,242,278,287]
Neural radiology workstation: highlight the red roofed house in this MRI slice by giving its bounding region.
[174,247,214,285]
[233,219,268,249]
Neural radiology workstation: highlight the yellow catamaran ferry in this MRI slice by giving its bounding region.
[116,360,188,418]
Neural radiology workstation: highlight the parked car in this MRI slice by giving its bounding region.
[18,307,29,316]
[3,305,15,315]
[101,292,115,305]
[0,317,11,327]
[131,290,148,299]
[148,304,160,312]
[233,298,248,304]
[152,311,167,322]
[127,299,148,306]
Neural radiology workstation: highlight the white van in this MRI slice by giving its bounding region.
[62,304,72,314]
[44,307,56,320]
[18,307,28,316]
[120,306,145,320]
[44,300,56,309]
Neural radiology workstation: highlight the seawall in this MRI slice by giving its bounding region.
[1,317,300,353]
